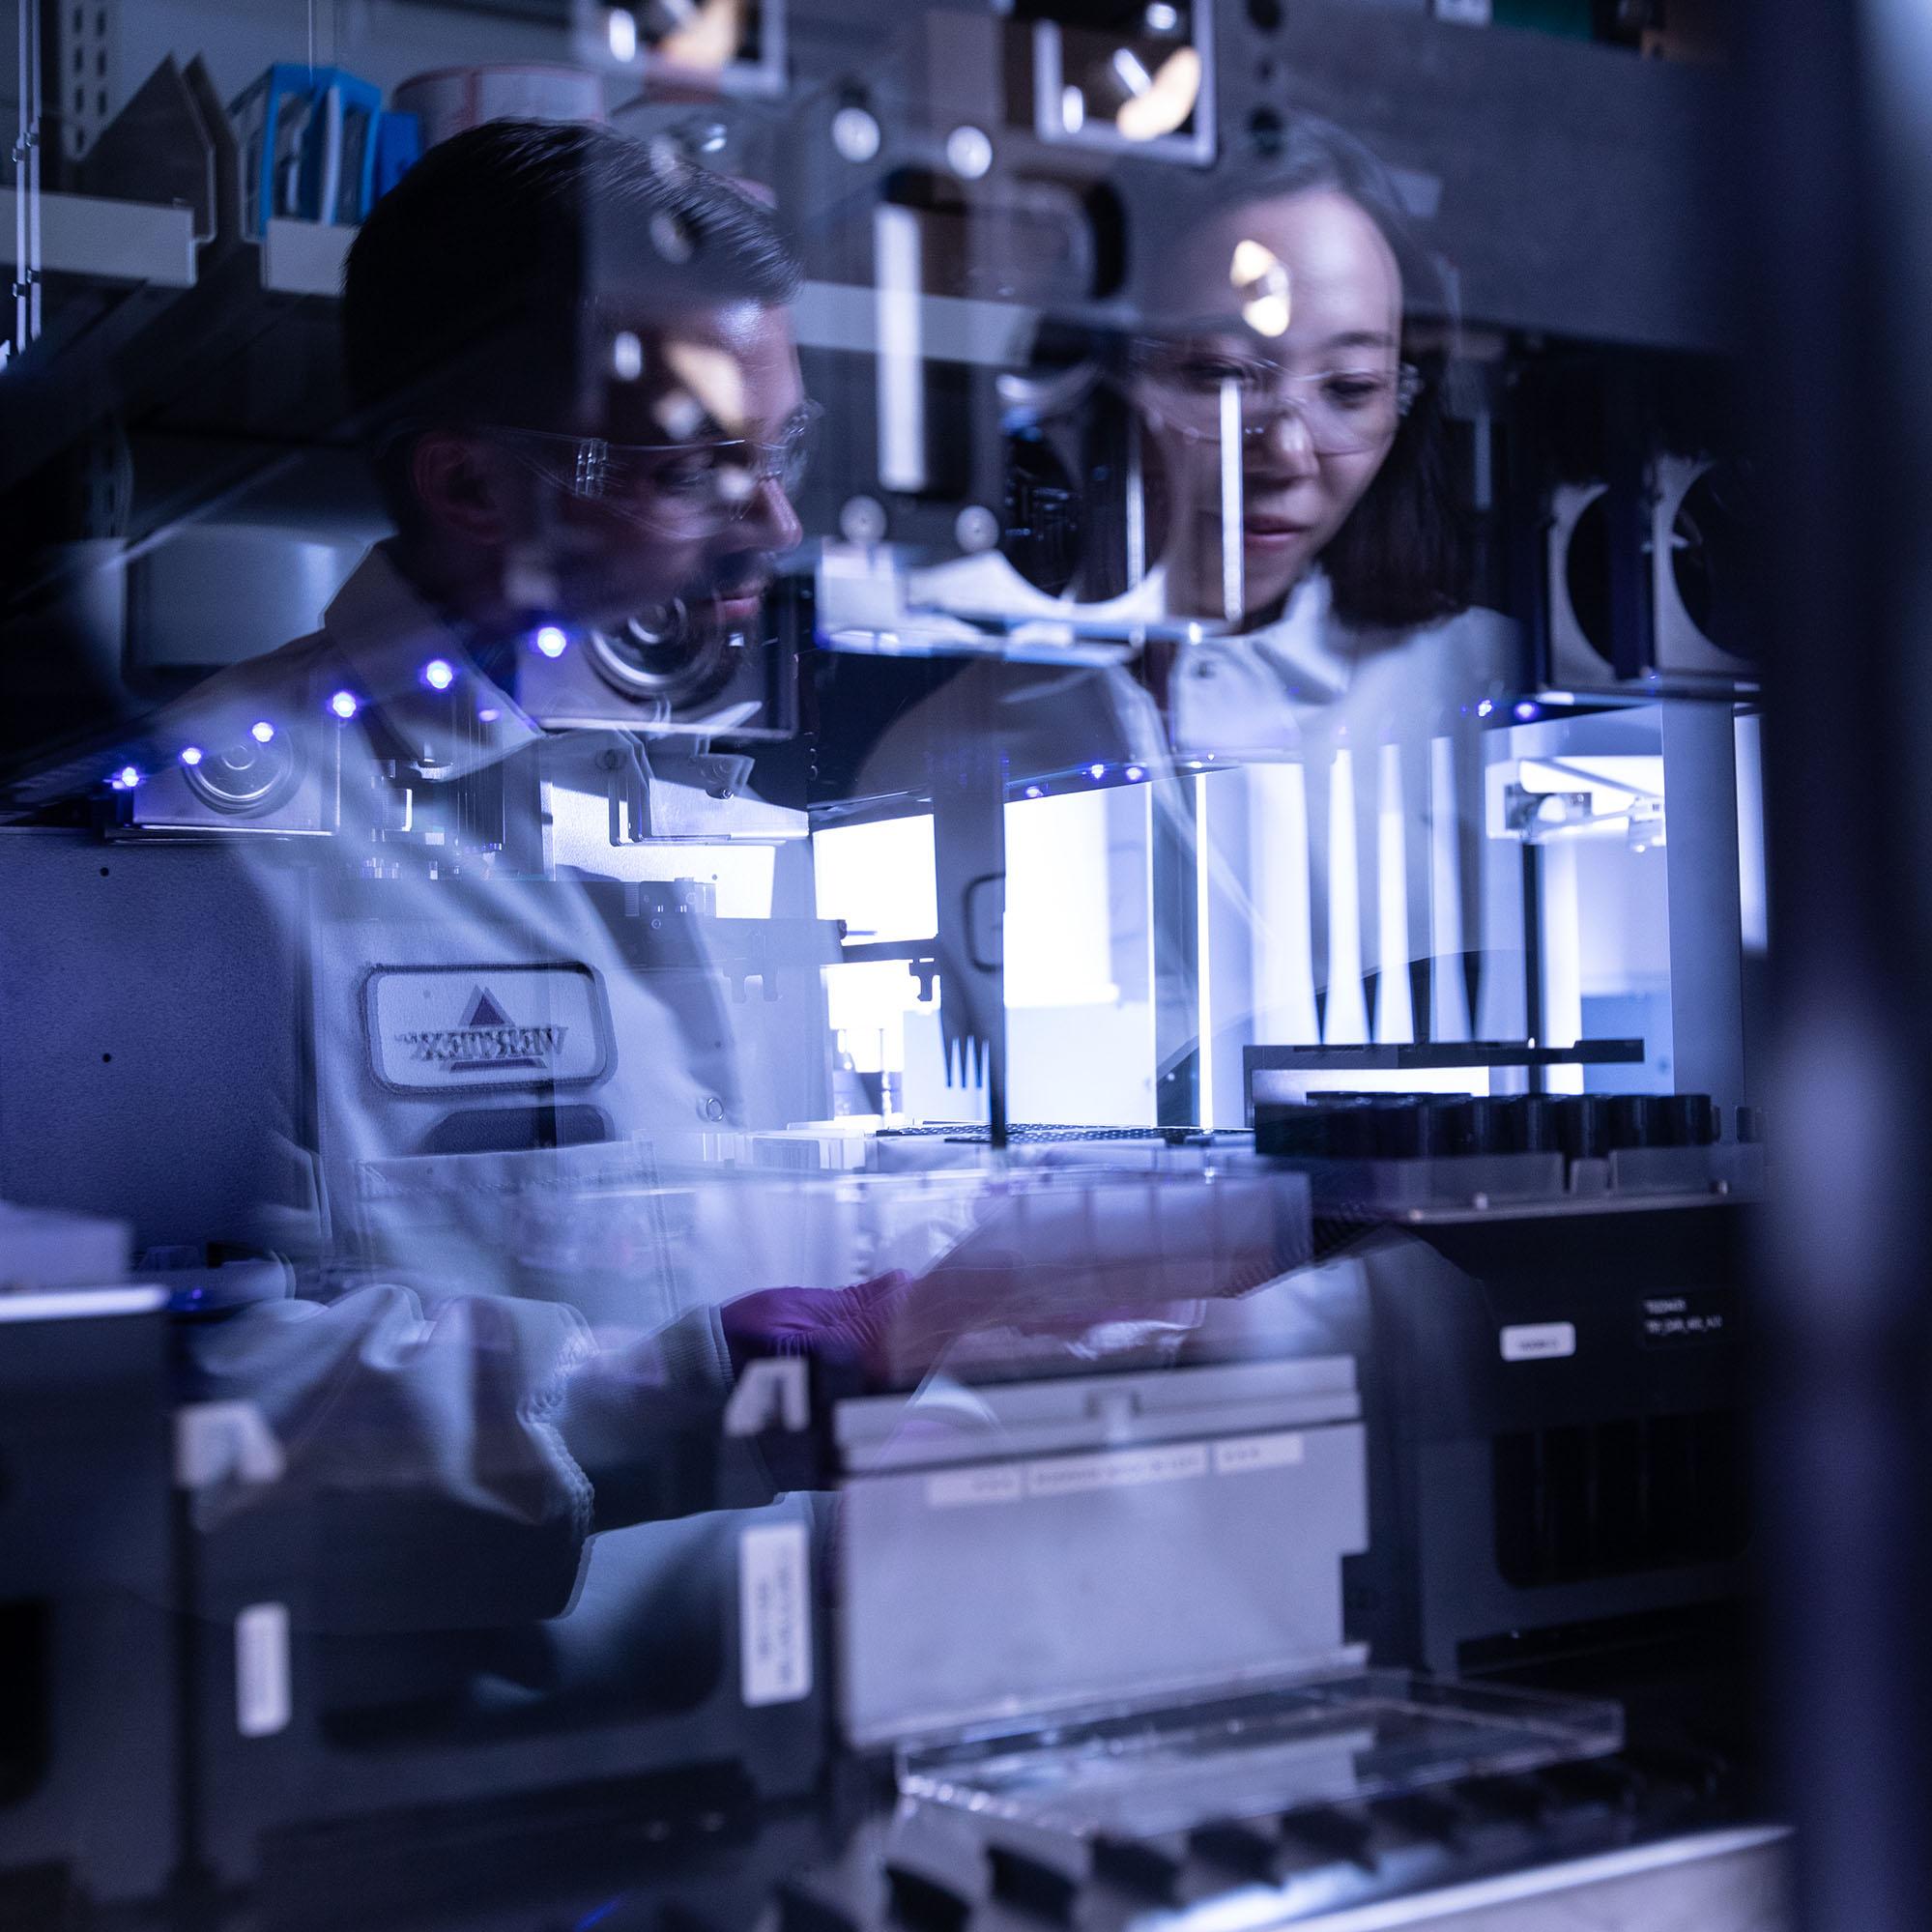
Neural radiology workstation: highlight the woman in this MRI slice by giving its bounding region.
[1126,122,1512,761]
[859,117,1521,1107]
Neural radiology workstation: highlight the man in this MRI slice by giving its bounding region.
[148,122,928,1684]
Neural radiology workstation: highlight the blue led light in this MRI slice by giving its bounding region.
[1024,784,1044,799]
[422,658,455,691]
[1476,698,1495,719]
[1126,764,1145,782]
[328,690,359,721]
[478,706,501,725]
[533,625,568,659]
[1514,701,1539,722]
[179,746,204,767]
[1088,763,1107,780]
[116,764,139,789]
[249,720,275,743]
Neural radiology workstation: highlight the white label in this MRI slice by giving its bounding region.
[739,1520,813,1707]
[1501,1320,1577,1363]
[926,1464,1025,1509]
[1214,1430,1306,1476]
[176,1401,286,1489]
[1024,1443,1209,1498]
[235,1602,292,1739]
[365,964,610,1093]
[723,1358,811,1439]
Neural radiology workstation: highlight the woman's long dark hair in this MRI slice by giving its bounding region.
[1152,117,1472,633]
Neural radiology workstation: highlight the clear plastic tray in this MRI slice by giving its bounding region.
[896,1670,1623,1841]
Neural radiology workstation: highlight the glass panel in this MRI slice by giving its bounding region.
[899,1671,1624,1841]
[0,0,1759,1918]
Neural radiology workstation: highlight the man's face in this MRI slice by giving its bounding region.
[505,300,807,636]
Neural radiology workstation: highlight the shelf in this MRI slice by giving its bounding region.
[0,188,197,289]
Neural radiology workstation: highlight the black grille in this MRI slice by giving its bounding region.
[1492,1409,1748,1588]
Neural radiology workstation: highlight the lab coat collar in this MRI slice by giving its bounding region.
[324,544,545,780]
[1237,569,1354,706]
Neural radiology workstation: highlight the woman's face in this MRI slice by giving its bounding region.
[1139,187,1405,623]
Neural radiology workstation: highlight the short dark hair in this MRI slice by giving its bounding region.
[343,120,801,516]
[1156,116,1471,632]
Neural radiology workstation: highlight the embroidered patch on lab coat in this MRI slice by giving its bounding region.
[361,962,614,1093]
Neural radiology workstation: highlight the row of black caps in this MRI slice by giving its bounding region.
[1254,1092,1734,1162]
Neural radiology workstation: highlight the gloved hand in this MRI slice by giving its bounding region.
[718,1271,917,1378]
[718,1253,1054,1382]
[718,1259,1192,1385]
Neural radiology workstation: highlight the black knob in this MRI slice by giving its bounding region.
[1605,1093,1665,1150]
[1424,1097,1479,1157]
[1494,1093,1561,1153]
[1254,1105,1329,1158]
[1322,1098,1384,1158]
[1661,1093,1717,1145]
[1373,1098,1427,1159]
[1554,1095,1609,1160]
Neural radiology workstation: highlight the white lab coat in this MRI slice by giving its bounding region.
[862,556,1521,1063]
[142,548,822,1673]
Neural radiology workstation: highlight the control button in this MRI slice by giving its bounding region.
[831,105,881,163]
[840,496,887,545]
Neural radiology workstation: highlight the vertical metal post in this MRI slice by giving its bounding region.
[12,0,42,359]
[1660,700,1746,1116]
[1151,772,1199,1127]
[1748,4,1932,1928]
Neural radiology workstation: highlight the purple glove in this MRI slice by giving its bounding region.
[718,1272,915,1377]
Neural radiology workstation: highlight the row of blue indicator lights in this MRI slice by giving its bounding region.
[1017,706,1538,800]
[111,701,355,790]
[1023,762,1153,800]
[107,632,565,786]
